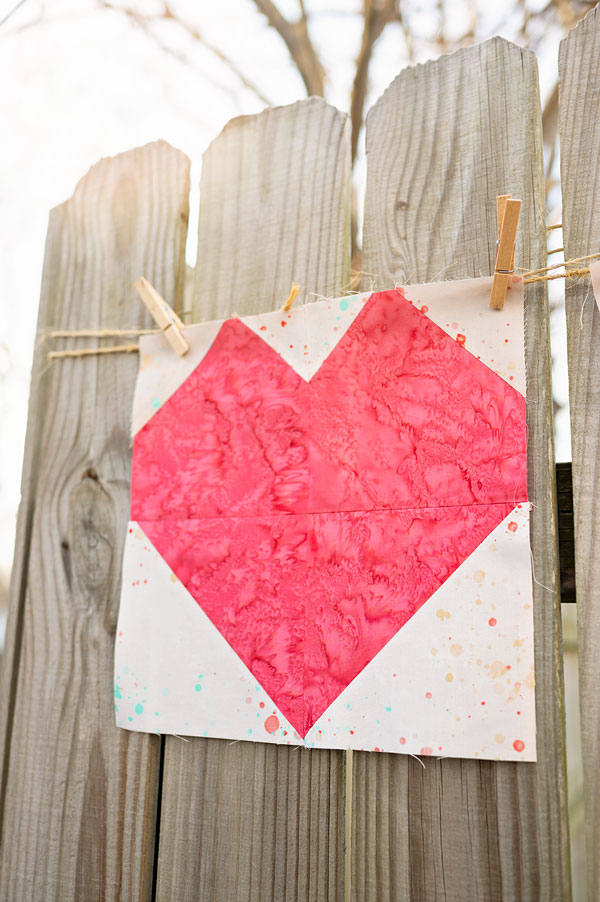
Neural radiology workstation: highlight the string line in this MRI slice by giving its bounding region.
[46,251,600,358]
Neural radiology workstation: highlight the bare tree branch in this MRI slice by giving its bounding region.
[350,0,398,162]
[100,0,274,106]
[251,0,325,96]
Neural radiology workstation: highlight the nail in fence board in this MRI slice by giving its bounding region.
[559,7,600,899]
[358,38,569,901]
[0,142,190,900]
[155,98,351,902]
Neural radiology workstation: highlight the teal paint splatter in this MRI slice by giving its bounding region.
[194,683,202,692]
[114,684,122,700]
[135,703,144,715]
[151,397,161,410]
[163,688,170,697]
[340,298,349,311]
[385,706,392,712]
[128,716,133,722]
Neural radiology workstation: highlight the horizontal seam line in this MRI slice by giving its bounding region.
[132,499,530,521]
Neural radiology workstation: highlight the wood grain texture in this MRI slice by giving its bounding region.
[357,37,569,901]
[559,8,600,898]
[0,141,190,901]
[157,98,351,902]
[193,97,351,319]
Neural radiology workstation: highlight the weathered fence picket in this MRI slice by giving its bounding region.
[0,142,190,899]
[358,38,569,901]
[0,31,577,902]
[559,7,600,901]
[156,98,351,902]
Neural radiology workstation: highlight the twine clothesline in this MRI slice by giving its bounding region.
[46,248,600,359]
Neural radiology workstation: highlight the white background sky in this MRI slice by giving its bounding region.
[0,0,571,579]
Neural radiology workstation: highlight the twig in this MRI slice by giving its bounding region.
[251,0,325,97]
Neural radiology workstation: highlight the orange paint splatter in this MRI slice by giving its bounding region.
[489,617,497,627]
[420,305,429,313]
[280,321,286,327]
[264,715,279,733]
[513,739,525,752]
[508,521,518,532]
[260,325,267,331]
[259,701,265,709]
[456,334,466,346]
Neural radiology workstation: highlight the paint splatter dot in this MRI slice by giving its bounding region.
[488,617,497,627]
[151,397,161,410]
[436,609,450,621]
[425,691,432,699]
[128,716,133,722]
[420,305,429,313]
[473,570,486,585]
[280,320,287,327]
[260,325,267,331]
[114,684,122,699]
[495,733,505,744]
[340,298,349,311]
[399,737,406,745]
[135,703,144,715]
[450,644,462,656]
[456,333,466,346]
[194,684,202,692]
[385,706,392,712]
[264,715,279,734]
[445,673,454,683]
[420,747,433,755]
[513,739,525,752]
[508,521,518,532]
[259,701,265,709]
[245,697,252,704]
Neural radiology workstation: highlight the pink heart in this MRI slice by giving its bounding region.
[131,291,527,736]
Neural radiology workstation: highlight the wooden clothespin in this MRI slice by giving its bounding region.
[134,277,189,357]
[282,282,301,312]
[490,195,521,310]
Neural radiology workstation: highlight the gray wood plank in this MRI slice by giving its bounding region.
[0,141,190,901]
[156,97,351,902]
[357,37,569,901]
[559,8,600,899]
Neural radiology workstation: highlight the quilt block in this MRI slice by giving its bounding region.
[115,275,535,761]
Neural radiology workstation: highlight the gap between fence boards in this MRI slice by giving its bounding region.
[556,461,575,603]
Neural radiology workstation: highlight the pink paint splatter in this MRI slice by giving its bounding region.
[489,617,497,627]
[508,521,518,532]
[456,334,466,347]
[420,747,433,755]
[513,739,525,752]
[264,715,279,733]
[421,305,429,313]
[399,737,406,745]
[425,691,432,699]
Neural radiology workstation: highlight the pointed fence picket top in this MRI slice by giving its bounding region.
[359,37,569,901]
[559,6,600,900]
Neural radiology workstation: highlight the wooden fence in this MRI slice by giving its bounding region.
[2,9,600,900]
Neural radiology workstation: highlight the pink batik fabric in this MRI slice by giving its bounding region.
[127,287,528,740]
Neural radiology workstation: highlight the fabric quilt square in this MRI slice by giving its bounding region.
[115,275,535,761]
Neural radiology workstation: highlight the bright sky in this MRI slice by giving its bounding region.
[0,0,571,578]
